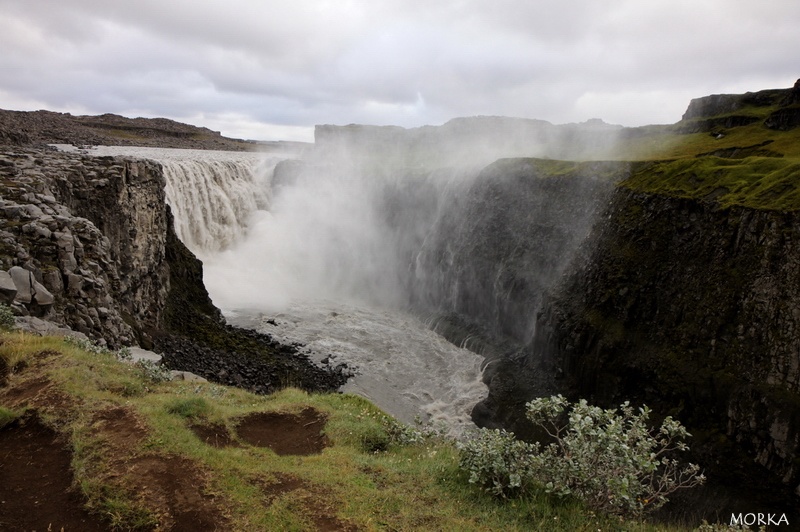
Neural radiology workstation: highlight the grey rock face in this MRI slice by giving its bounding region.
[534,188,800,498]
[8,266,33,304]
[32,279,54,306]
[0,147,174,348]
[0,270,17,303]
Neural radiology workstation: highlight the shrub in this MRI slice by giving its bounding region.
[458,428,536,497]
[458,395,705,517]
[525,395,705,516]
[134,360,173,384]
[0,303,15,330]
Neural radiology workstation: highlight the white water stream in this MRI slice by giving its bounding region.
[74,145,488,436]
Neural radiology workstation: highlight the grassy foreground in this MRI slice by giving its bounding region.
[0,330,724,531]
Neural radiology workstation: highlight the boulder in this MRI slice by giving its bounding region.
[0,270,17,303]
[127,347,163,365]
[8,266,33,304]
[31,280,54,306]
[170,370,208,383]
[14,316,88,340]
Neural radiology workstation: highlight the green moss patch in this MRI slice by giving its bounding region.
[622,157,800,210]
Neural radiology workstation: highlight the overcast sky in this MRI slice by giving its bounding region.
[1,1,798,142]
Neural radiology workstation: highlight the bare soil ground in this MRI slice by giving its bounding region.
[0,414,108,531]
[0,349,348,531]
[236,407,330,455]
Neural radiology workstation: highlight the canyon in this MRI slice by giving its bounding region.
[1,80,799,519]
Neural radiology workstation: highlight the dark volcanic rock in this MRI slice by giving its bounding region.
[529,187,800,516]
[155,331,349,395]
[764,106,800,131]
[681,88,789,120]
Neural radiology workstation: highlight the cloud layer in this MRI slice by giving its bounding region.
[1,1,798,141]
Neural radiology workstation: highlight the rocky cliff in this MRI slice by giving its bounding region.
[536,185,800,479]
[0,145,346,393]
[0,148,164,347]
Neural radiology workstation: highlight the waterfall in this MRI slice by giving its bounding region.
[83,146,279,255]
[77,144,616,436]
[161,157,273,254]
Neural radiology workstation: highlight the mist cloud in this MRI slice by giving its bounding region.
[1,0,798,141]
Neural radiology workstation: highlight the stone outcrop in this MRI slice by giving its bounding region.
[0,148,144,346]
[764,107,800,131]
[680,80,800,132]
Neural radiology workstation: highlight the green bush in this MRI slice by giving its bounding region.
[458,428,536,497]
[0,303,15,330]
[134,360,173,384]
[458,395,705,517]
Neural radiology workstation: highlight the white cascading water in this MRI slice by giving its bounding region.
[76,145,488,437]
[85,146,276,253]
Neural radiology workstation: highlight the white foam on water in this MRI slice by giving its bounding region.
[229,301,486,437]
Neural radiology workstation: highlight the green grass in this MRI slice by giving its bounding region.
[610,93,800,162]
[597,95,800,210]
[0,405,18,428]
[0,330,722,530]
[622,157,800,210]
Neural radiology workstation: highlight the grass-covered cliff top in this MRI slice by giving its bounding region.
[612,83,800,210]
[622,157,800,211]
[0,330,707,531]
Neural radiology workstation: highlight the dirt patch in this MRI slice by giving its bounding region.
[236,407,329,456]
[190,422,239,448]
[0,354,7,386]
[303,496,360,532]
[123,454,229,530]
[257,472,308,503]
[0,413,108,531]
[0,376,51,406]
[91,405,148,449]
[0,375,77,419]
[360,465,389,490]
[256,473,358,531]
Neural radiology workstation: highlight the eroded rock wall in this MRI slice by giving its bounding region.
[536,187,800,496]
[0,147,172,347]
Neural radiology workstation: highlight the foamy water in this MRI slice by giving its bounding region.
[227,302,486,435]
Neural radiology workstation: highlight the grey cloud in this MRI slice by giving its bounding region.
[0,0,798,140]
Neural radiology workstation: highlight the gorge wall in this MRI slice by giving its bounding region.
[532,183,800,498]
[0,148,171,347]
